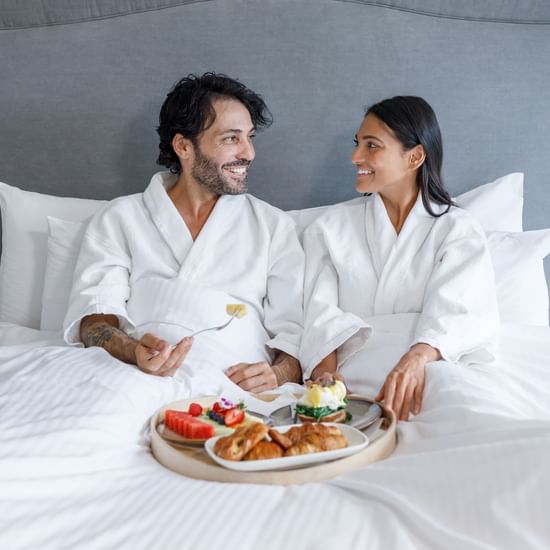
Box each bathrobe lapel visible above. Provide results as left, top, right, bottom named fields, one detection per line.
left=143, top=173, right=243, bottom=282
left=366, top=193, right=435, bottom=315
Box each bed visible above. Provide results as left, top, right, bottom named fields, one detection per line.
left=1, top=1, right=550, bottom=549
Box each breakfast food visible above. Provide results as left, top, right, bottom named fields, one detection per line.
left=284, top=431, right=347, bottom=457
left=267, top=428, right=293, bottom=450
left=295, top=380, right=348, bottom=423
left=214, top=422, right=269, bottom=461
left=214, top=422, right=348, bottom=462
left=243, top=441, right=284, bottom=460
left=163, top=398, right=257, bottom=440
left=206, top=398, right=247, bottom=427
left=225, top=303, right=248, bottom=318
left=164, top=410, right=215, bottom=439
left=284, top=423, right=343, bottom=444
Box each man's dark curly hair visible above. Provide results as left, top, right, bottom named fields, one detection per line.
left=156, top=72, right=273, bottom=173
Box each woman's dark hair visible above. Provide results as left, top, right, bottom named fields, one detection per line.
left=366, top=96, right=454, bottom=217
left=157, top=72, right=273, bottom=173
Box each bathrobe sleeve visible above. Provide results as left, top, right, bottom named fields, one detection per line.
left=413, top=215, right=500, bottom=363
left=63, top=204, right=135, bottom=345
left=263, top=218, right=305, bottom=360
left=300, top=220, right=371, bottom=380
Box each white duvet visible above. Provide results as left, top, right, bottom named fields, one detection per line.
left=1, top=320, right=549, bottom=550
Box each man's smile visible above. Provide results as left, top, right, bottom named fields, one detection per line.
left=223, top=164, right=250, bottom=179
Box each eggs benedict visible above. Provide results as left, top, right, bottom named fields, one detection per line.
left=296, top=380, right=347, bottom=423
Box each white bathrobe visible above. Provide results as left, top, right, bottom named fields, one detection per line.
left=300, top=192, right=500, bottom=393
left=63, top=172, right=304, bottom=379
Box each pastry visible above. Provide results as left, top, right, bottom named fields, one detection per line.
left=268, top=428, right=293, bottom=450
left=214, top=422, right=268, bottom=461
left=243, top=441, right=284, bottom=460
left=284, top=432, right=347, bottom=457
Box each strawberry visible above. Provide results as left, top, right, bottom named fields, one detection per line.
left=188, top=403, right=203, bottom=417
left=224, top=407, right=245, bottom=427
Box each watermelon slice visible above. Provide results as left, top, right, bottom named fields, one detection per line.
left=186, top=421, right=215, bottom=439
left=164, top=409, right=215, bottom=439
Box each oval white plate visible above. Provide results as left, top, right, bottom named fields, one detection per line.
left=204, top=423, right=369, bottom=472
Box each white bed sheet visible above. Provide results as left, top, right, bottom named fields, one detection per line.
left=0, top=321, right=549, bottom=550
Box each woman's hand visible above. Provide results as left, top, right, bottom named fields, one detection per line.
left=310, top=370, right=347, bottom=388
left=375, top=343, right=440, bottom=421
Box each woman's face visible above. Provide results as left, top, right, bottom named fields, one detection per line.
left=352, top=113, right=417, bottom=196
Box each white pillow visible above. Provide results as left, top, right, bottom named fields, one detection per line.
left=454, top=172, right=523, bottom=232
left=0, top=182, right=105, bottom=329
left=40, top=217, right=88, bottom=331
left=487, top=229, right=550, bottom=326
left=0, top=173, right=533, bottom=330
left=288, top=172, right=525, bottom=236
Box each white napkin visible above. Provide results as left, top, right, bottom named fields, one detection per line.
left=178, top=364, right=306, bottom=417
left=218, top=382, right=302, bottom=417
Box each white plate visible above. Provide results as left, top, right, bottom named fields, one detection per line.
left=156, top=396, right=260, bottom=446
left=204, top=423, right=369, bottom=472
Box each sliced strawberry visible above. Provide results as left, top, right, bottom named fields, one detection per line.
left=224, top=407, right=245, bottom=427
left=188, top=403, right=203, bottom=417
left=212, top=401, right=224, bottom=414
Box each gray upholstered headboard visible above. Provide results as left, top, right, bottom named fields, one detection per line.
left=1, top=0, right=549, bottom=281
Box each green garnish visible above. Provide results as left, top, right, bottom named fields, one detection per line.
left=296, top=404, right=346, bottom=420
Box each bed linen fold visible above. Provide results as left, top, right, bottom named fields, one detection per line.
left=1, top=321, right=549, bottom=549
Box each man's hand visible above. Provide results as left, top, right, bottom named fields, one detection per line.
left=80, top=314, right=192, bottom=377
left=135, top=333, right=193, bottom=377
left=375, top=343, right=440, bottom=421
left=225, top=362, right=278, bottom=393
left=225, top=352, right=302, bottom=393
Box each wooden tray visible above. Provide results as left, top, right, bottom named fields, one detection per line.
left=150, top=395, right=397, bottom=485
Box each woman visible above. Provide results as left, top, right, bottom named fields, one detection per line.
left=300, top=96, right=499, bottom=421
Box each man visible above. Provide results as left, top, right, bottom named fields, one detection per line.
left=63, top=73, right=303, bottom=392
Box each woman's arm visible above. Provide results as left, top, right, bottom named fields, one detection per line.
left=310, top=351, right=337, bottom=381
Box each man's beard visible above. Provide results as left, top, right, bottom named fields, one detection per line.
left=191, top=145, right=250, bottom=195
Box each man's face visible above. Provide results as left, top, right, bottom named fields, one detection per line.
left=191, top=98, right=256, bottom=195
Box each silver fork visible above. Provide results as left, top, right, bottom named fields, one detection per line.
left=171, top=314, right=237, bottom=349
left=189, top=314, right=237, bottom=337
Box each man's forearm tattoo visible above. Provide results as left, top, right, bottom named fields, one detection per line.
left=83, top=323, right=123, bottom=348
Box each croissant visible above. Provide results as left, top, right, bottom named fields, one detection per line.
left=268, top=428, right=293, bottom=450
left=284, top=423, right=343, bottom=444
left=214, top=422, right=269, bottom=461
left=284, top=432, right=347, bottom=457
left=243, top=441, right=284, bottom=460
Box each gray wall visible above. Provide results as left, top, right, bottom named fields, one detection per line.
left=1, top=0, right=549, bottom=281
